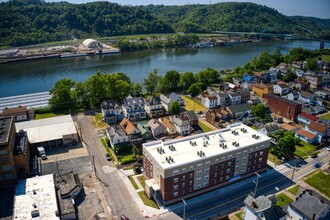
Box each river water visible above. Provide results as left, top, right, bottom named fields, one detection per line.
left=0, top=40, right=329, bottom=98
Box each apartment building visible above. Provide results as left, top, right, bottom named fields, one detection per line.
left=143, top=123, right=270, bottom=205
left=0, top=116, right=17, bottom=186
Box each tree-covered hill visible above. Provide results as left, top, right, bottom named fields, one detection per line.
left=0, top=0, right=174, bottom=46
left=141, top=2, right=328, bottom=38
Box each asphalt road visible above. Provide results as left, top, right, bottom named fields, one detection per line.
left=168, top=150, right=330, bottom=220
left=75, top=114, right=145, bottom=220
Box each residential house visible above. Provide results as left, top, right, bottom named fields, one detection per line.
left=243, top=194, right=286, bottom=220
left=305, top=75, right=322, bottom=89
left=238, top=88, right=250, bottom=103
left=171, top=115, right=191, bottom=136
left=299, top=91, right=317, bottom=105
left=200, top=95, right=218, bottom=109
left=182, top=110, right=199, bottom=126
left=122, top=96, right=146, bottom=121
left=169, top=92, right=184, bottom=106
left=265, top=67, right=281, bottom=82
left=219, top=92, right=230, bottom=106
left=137, top=121, right=153, bottom=141
left=306, top=121, right=327, bottom=144
left=229, top=83, right=238, bottom=92
left=294, top=79, right=308, bottom=91
left=219, top=82, right=230, bottom=91
left=232, top=77, right=243, bottom=86
left=273, top=84, right=290, bottom=96
left=206, top=108, right=231, bottom=127
left=297, top=112, right=319, bottom=125
left=280, top=123, right=298, bottom=132
left=2, top=106, right=34, bottom=122
left=288, top=82, right=302, bottom=91
left=227, top=103, right=251, bottom=118
left=101, top=100, right=123, bottom=124
left=295, top=129, right=316, bottom=144
left=286, top=91, right=300, bottom=101
left=278, top=62, right=289, bottom=70
left=160, top=94, right=172, bottom=112
left=159, top=116, right=176, bottom=135
left=258, top=124, right=280, bottom=136
left=252, top=71, right=265, bottom=80
left=252, top=84, right=272, bottom=97
left=106, top=125, right=129, bottom=148
left=287, top=190, right=330, bottom=220
left=229, top=91, right=241, bottom=105
left=263, top=93, right=302, bottom=121
left=241, top=82, right=253, bottom=91
left=145, top=96, right=164, bottom=118
left=148, top=119, right=167, bottom=138
left=291, top=61, right=303, bottom=69
left=120, top=118, right=142, bottom=145
left=243, top=73, right=257, bottom=83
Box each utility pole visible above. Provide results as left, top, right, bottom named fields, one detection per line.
left=291, top=159, right=297, bottom=183
left=182, top=198, right=187, bottom=220
left=253, top=172, right=261, bottom=198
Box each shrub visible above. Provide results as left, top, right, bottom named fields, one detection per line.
left=120, top=154, right=136, bottom=165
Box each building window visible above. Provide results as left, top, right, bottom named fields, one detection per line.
left=196, top=184, right=201, bottom=189
left=182, top=168, right=186, bottom=173
left=242, top=157, right=247, bottom=161
left=190, top=173, right=193, bottom=178
left=213, top=180, right=217, bottom=184
left=235, top=165, right=239, bottom=170
left=226, top=168, right=231, bottom=174
left=189, top=187, right=192, bottom=192
left=182, top=175, right=186, bottom=181
left=2, top=165, right=12, bottom=172
left=203, top=182, right=209, bottom=187
left=241, top=164, right=246, bottom=167
left=243, top=150, right=247, bottom=154
left=234, top=172, right=239, bottom=176
left=236, top=152, right=241, bottom=157
left=227, top=161, right=231, bottom=166
left=226, top=175, right=230, bottom=180
left=204, top=175, right=209, bottom=181
left=259, top=158, right=263, bottom=162
left=240, top=170, right=245, bottom=174
left=190, top=166, right=193, bottom=171
left=182, top=190, right=185, bottom=194
left=173, top=170, right=179, bottom=175
left=215, top=159, right=219, bottom=163
left=197, top=171, right=202, bottom=176
left=205, top=161, right=210, bottom=167
left=182, top=183, right=185, bottom=187
left=197, top=163, right=202, bottom=169
left=214, top=173, right=217, bottom=177
left=204, top=168, right=210, bottom=174
left=174, top=178, right=179, bottom=183
left=222, top=157, right=225, bottom=161
left=260, top=151, right=264, bottom=156
left=189, top=180, right=192, bottom=185
left=196, top=177, right=202, bottom=183
left=0, top=149, right=8, bottom=155
left=173, top=185, right=178, bottom=190
left=236, top=159, right=240, bottom=163
left=228, top=154, right=233, bottom=159
left=173, top=192, right=178, bottom=197
left=4, top=173, right=14, bottom=180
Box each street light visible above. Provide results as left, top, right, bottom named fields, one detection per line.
left=182, top=198, right=187, bottom=220
left=253, top=172, right=261, bottom=198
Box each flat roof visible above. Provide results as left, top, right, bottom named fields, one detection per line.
left=15, top=115, right=76, bottom=144
left=143, top=123, right=270, bottom=170
left=13, top=174, right=59, bottom=220
left=0, top=116, right=14, bottom=145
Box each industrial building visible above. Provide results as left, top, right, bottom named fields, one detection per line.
left=15, top=115, right=78, bottom=148
left=143, top=123, right=270, bottom=205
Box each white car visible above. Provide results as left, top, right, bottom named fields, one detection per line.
left=327, top=147, right=330, bottom=151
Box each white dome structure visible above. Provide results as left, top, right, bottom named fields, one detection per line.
left=82, top=39, right=103, bottom=49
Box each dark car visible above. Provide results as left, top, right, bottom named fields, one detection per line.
left=311, top=153, right=318, bottom=158
left=105, top=153, right=111, bottom=161
left=314, top=162, right=321, bottom=168
left=121, top=214, right=129, bottom=220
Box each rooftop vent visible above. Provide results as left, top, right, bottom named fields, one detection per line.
left=33, top=189, right=37, bottom=195
left=31, top=210, right=40, bottom=218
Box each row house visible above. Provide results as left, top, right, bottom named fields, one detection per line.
left=305, top=75, right=322, bottom=90
left=252, top=83, right=273, bottom=97
left=295, top=129, right=316, bottom=144
left=263, top=93, right=302, bottom=121
left=297, top=112, right=319, bottom=125
left=101, top=100, right=123, bottom=124
left=286, top=91, right=300, bottom=101
left=199, top=95, right=218, bottom=109
left=306, top=121, right=328, bottom=144
left=148, top=119, right=167, bottom=138
left=159, top=116, right=176, bottom=135
left=258, top=124, right=280, bottom=136
left=238, top=88, right=250, bottom=103
left=228, top=91, right=241, bottom=105
left=181, top=111, right=199, bottom=126
left=299, top=91, right=317, bottom=105
left=136, top=121, right=153, bottom=141
left=169, top=93, right=185, bottom=106
left=160, top=94, right=172, bottom=112
left=241, top=81, right=253, bottom=91
left=171, top=115, right=191, bottom=136
left=227, top=103, right=251, bottom=119
left=145, top=96, right=164, bottom=118
left=120, top=118, right=143, bottom=146
left=273, top=84, right=290, bottom=96
left=219, top=93, right=230, bottom=106
left=205, top=108, right=231, bottom=127
left=294, top=79, right=308, bottom=91
left=291, top=61, right=304, bottom=69
left=122, top=96, right=146, bottom=121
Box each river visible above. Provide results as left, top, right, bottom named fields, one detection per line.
left=0, top=40, right=329, bottom=98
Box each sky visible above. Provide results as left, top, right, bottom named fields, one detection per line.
left=42, top=0, right=330, bottom=19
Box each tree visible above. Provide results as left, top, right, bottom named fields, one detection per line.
left=272, top=48, right=282, bottom=65
left=256, top=51, right=275, bottom=70
left=252, top=103, right=266, bottom=119
left=179, top=72, right=196, bottom=91
left=144, top=69, right=162, bottom=95
left=169, top=101, right=181, bottom=115
left=273, top=132, right=296, bottom=160
left=85, top=72, right=106, bottom=107
left=158, top=70, right=181, bottom=93
left=282, top=71, right=297, bottom=82
left=187, top=83, right=202, bottom=97
left=49, top=78, right=76, bottom=111
left=131, top=83, right=143, bottom=97
left=195, top=68, right=219, bottom=84
left=306, top=58, right=318, bottom=71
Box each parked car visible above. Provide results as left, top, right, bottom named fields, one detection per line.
left=105, top=153, right=111, bottom=161
left=314, top=162, right=321, bottom=168
left=37, top=147, right=47, bottom=160
left=326, top=147, right=330, bottom=151
left=311, top=153, right=318, bottom=158
left=121, top=214, right=129, bottom=220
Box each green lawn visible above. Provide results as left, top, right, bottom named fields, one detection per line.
left=181, top=96, right=207, bottom=112
left=35, top=112, right=63, bottom=120
left=137, top=191, right=159, bottom=209
left=305, top=171, right=330, bottom=198
left=268, top=152, right=283, bottom=165
left=321, top=55, right=330, bottom=62
left=137, top=175, right=145, bottom=189
left=294, top=142, right=317, bottom=159
left=235, top=211, right=243, bottom=220
left=276, top=193, right=293, bottom=207
left=128, top=175, right=139, bottom=190
left=320, top=112, right=330, bottom=120
left=123, top=165, right=135, bottom=170
left=288, top=185, right=299, bottom=196
left=198, top=121, right=214, bottom=132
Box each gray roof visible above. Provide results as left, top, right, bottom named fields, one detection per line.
left=238, top=88, right=250, bottom=96
left=264, top=124, right=280, bottom=133
left=160, top=94, right=171, bottom=104
left=107, top=125, right=127, bottom=139
left=244, top=194, right=272, bottom=212
left=101, top=100, right=120, bottom=109
left=148, top=119, right=165, bottom=130
left=146, top=96, right=161, bottom=106
left=185, top=110, right=198, bottom=121
left=123, top=96, right=145, bottom=108
left=169, top=92, right=182, bottom=102
left=171, top=116, right=190, bottom=127
left=219, top=93, right=229, bottom=98
left=227, top=103, right=251, bottom=114
left=290, top=190, right=330, bottom=220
